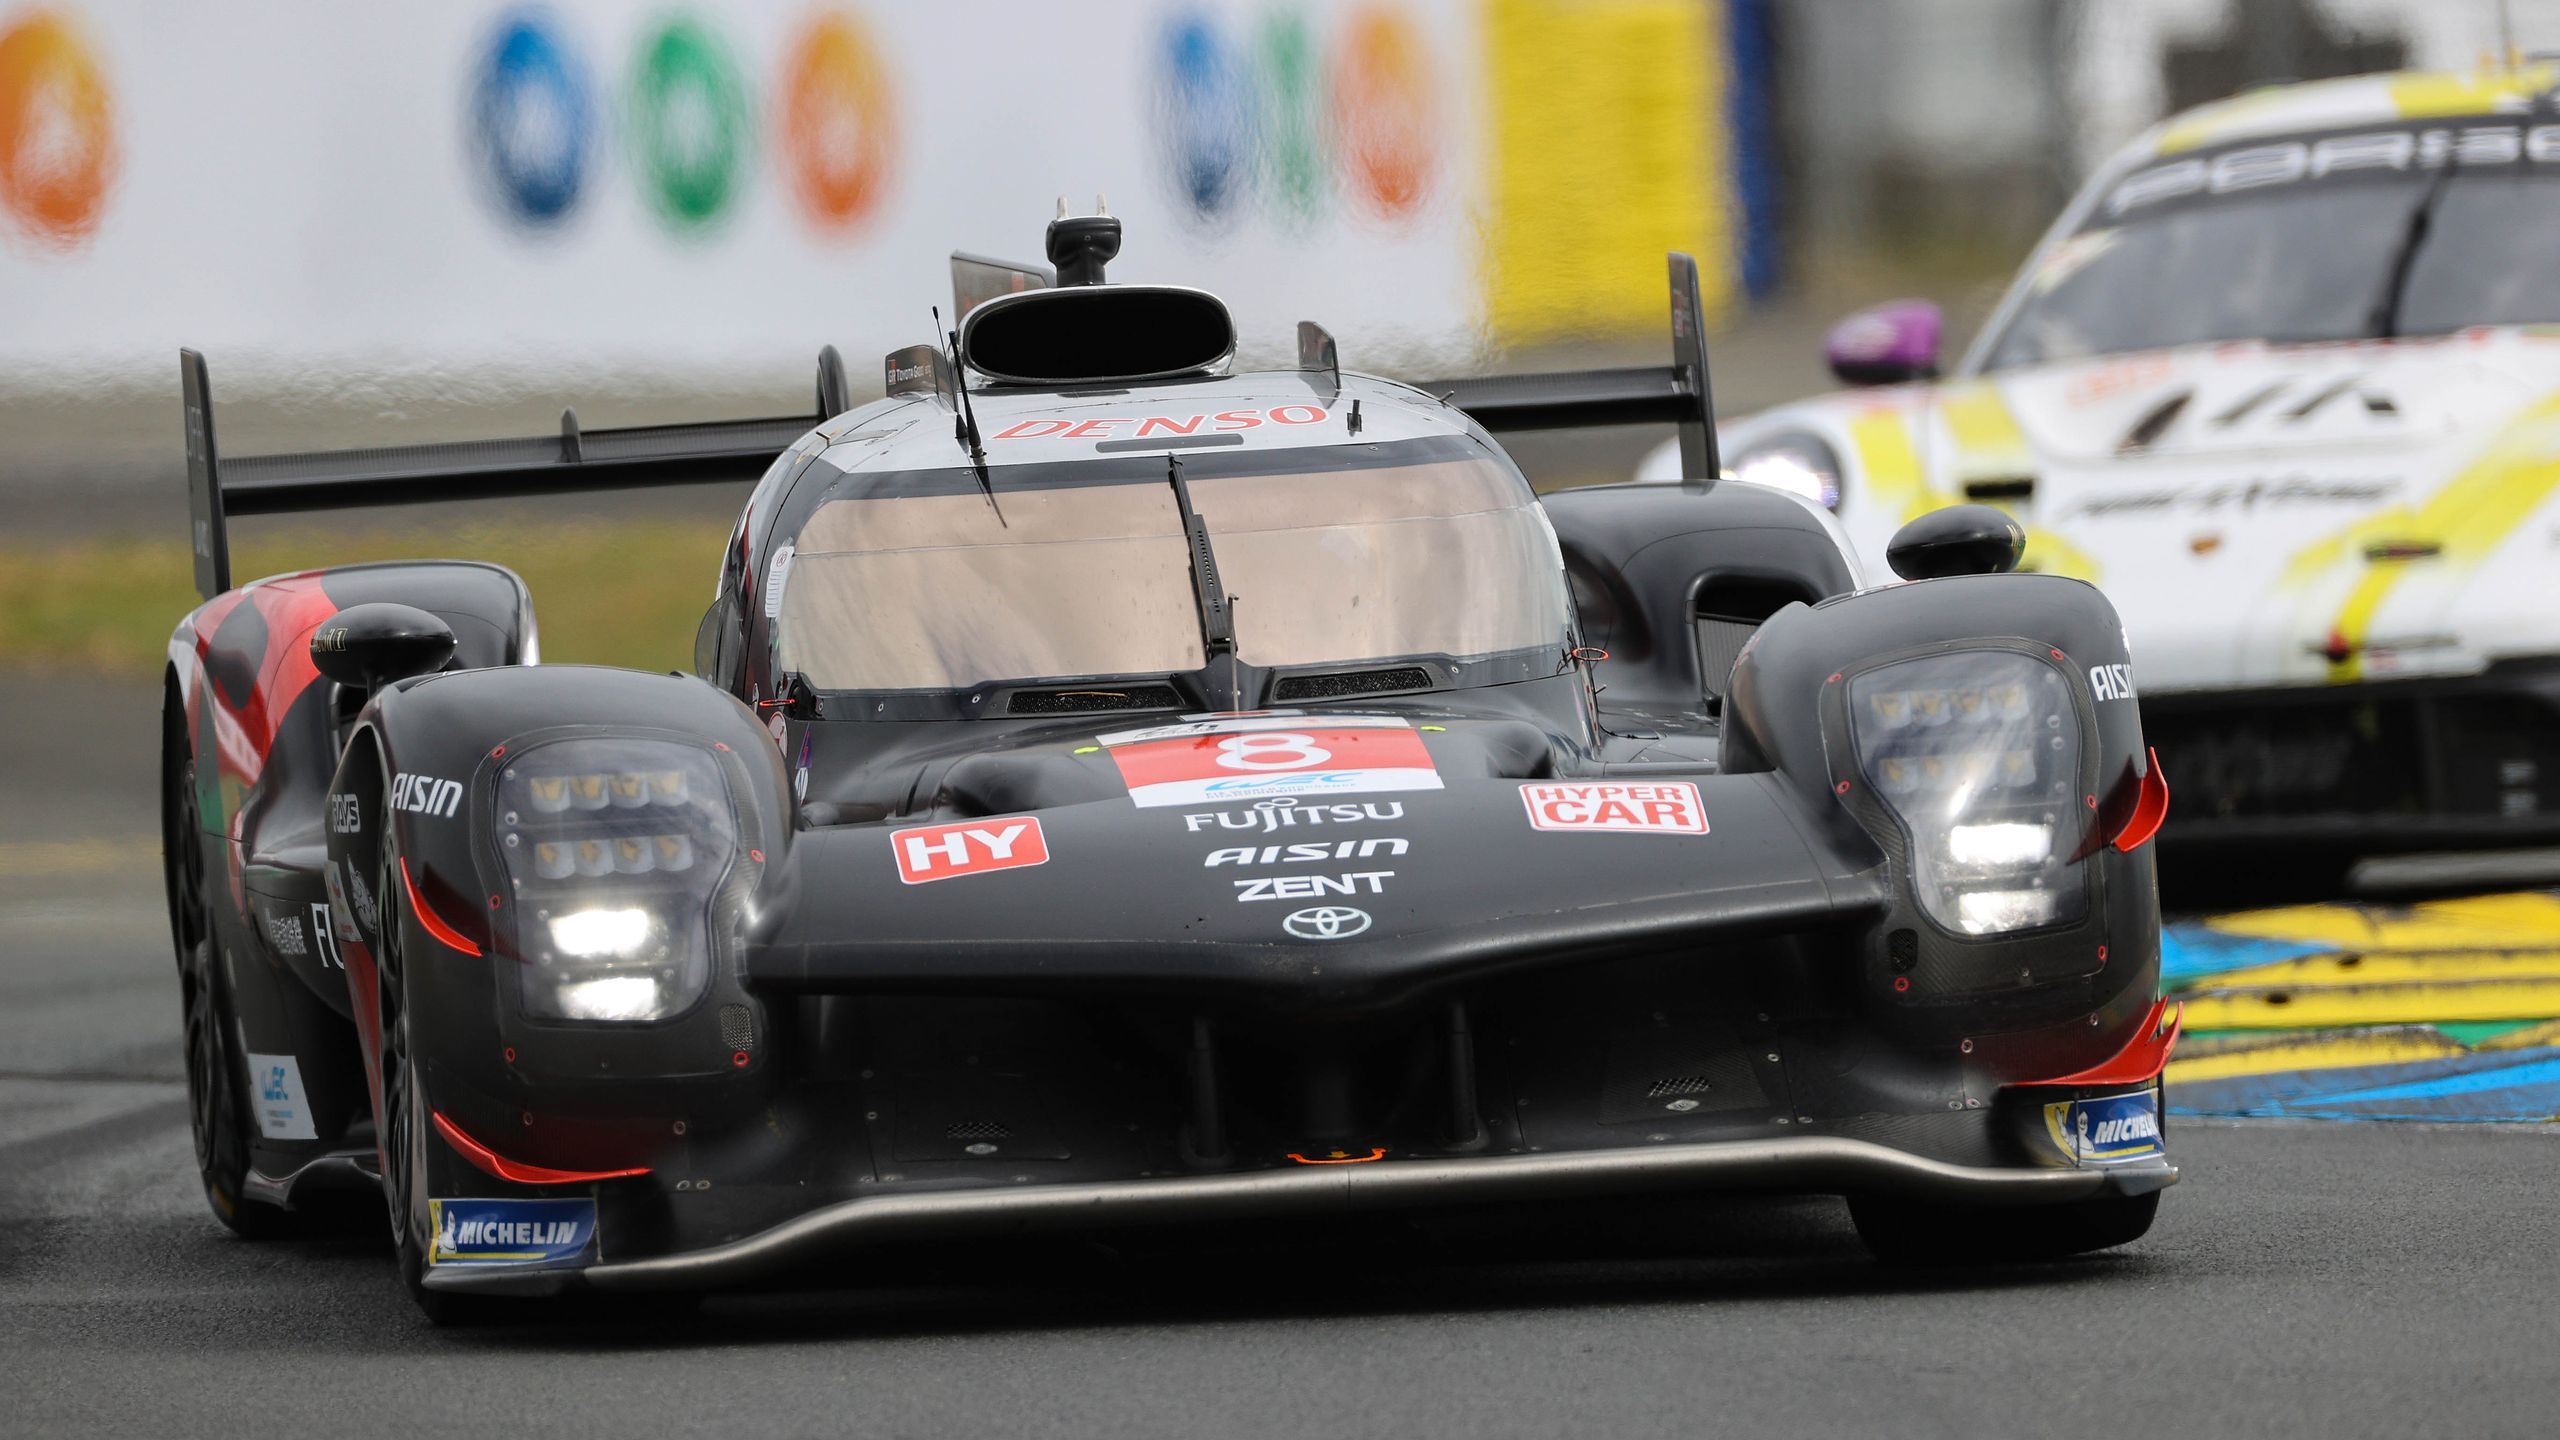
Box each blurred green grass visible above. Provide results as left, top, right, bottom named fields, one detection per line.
left=0, top=518, right=728, bottom=678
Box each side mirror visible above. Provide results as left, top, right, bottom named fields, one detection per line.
left=1825, top=300, right=1941, bottom=386
left=310, top=603, right=456, bottom=691
left=1887, top=505, right=2024, bottom=581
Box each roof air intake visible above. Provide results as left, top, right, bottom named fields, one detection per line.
left=956, top=204, right=1238, bottom=386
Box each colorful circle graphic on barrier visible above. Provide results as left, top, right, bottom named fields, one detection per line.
left=1153, top=5, right=1438, bottom=230
left=1328, top=5, right=1436, bottom=219
left=467, top=10, right=593, bottom=227
left=1156, top=14, right=1250, bottom=221
left=1253, top=10, right=1322, bottom=223
left=776, top=12, right=895, bottom=234
left=627, top=15, right=750, bottom=230
left=0, top=9, right=115, bottom=247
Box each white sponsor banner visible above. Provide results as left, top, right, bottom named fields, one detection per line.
left=0, top=1, right=1488, bottom=395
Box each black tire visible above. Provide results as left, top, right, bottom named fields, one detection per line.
left=1849, top=1189, right=2160, bottom=1265
left=374, top=836, right=504, bottom=1326
left=170, top=755, right=298, bottom=1239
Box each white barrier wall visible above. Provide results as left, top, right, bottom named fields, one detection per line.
left=0, top=1, right=1499, bottom=395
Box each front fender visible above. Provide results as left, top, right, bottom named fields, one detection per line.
left=326, top=665, right=793, bottom=1179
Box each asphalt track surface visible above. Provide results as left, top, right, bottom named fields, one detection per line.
left=8, top=675, right=2559, bottom=1439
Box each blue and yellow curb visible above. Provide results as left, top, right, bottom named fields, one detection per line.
left=2162, top=891, right=2560, bottom=1123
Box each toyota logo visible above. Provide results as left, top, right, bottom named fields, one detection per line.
left=1283, top=906, right=1371, bottom=940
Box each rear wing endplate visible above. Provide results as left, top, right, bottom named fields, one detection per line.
left=179, top=347, right=849, bottom=600
left=1418, top=252, right=1719, bottom=478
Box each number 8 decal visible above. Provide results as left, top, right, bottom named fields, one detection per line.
left=1214, top=733, right=1333, bottom=770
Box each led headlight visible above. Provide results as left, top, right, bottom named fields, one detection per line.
left=1729, top=433, right=1845, bottom=511
left=493, top=738, right=738, bottom=1023
left=1848, top=651, right=2085, bottom=936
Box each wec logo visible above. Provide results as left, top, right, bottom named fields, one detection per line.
left=392, top=773, right=463, bottom=819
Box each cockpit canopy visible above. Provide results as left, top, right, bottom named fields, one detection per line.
left=774, top=436, right=1571, bottom=701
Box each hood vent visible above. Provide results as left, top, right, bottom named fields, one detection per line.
left=1006, top=685, right=1182, bottom=715
left=1272, top=666, right=1434, bottom=702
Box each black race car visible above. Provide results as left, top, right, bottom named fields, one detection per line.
left=163, top=213, right=2179, bottom=1320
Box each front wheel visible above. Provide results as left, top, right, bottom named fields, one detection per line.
left=1849, top=1190, right=2160, bottom=1265
left=375, top=846, right=499, bottom=1325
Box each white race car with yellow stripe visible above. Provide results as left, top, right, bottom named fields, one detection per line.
left=1643, top=65, right=2560, bottom=879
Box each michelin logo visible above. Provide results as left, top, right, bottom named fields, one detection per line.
left=2043, top=1089, right=2164, bottom=1165
left=428, top=1197, right=597, bottom=1267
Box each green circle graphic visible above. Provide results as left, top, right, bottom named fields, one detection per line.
left=627, top=16, right=750, bottom=230
left=1255, top=12, right=1322, bottom=224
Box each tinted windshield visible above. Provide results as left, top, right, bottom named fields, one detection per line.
left=1983, top=122, right=2560, bottom=371
left=775, top=441, right=1569, bottom=693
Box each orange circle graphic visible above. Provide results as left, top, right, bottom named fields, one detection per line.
left=1328, top=5, right=1435, bottom=220
left=776, top=12, right=895, bottom=233
left=0, top=9, right=114, bottom=246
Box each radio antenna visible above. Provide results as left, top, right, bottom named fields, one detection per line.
left=933, top=305, right=1001, bottom=525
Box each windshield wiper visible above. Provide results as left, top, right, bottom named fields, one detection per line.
left=1165, top=453, right=1241, bottom=707
left=2367, top=161, right=2459, bottom=340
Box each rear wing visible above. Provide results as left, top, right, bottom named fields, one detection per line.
left=179, top=347, right=855, bottom=600
left=180, top=251, right=1722, bottom=600
left=1416, top=251, right=1720, bottom=478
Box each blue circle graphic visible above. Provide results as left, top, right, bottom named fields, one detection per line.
left=1155, top=15, right=1249, bottom=220
left=470, top=12, right=593, bottom=226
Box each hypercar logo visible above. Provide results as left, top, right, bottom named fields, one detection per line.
left=891, top=816, right=1050, bottom=884
left=1282, top=906, right=1371, bottom=940
left=1520, top=781, right=1708, bottom=834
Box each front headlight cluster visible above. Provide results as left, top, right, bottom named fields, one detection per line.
left=1848, top=651, right=2085, bottom=936
left=493, top=738, right=737, bottom=1023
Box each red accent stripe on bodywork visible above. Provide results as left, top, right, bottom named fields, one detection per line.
left=2113, top=748, right=2170, bottom=852
left=400, top=857, right=482, bottom=957
left=431, top=1110, right=652, bottom=1185
left=2017, top=998, right=2183, bottom=1088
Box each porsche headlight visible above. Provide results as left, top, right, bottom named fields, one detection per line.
left=1730, top=432, right=1844, bottom=510
left=1848, top=651, right=2085, bottom=936
left=493, top=738, right=737, bottom=1023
